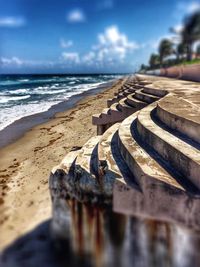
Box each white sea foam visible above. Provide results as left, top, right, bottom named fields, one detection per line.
left=0, top=101, right=59, bottom=131
left=33, top=89, right=66, bottom=95
left=0, top=75, right=121, bottom=131
left=9, top=88, right=29, bottom=94
left=0, top=95, right=30, bottom=104
left=18, top=79, right=30, bottom=82
left=68, top=81, right=76, bottom=85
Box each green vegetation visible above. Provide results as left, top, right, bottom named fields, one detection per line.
left=158, top=39, right=174, bottom=66
left=140, top=11, right=200, bottom=71
left=177, top=58, right=200, bottom=65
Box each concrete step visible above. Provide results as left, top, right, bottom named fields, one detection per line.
left=51, top=150, right=80, bottom=176
left=123, top=89, right=132, bottom=96
left=123, top=84, right=135, bottom=90
left=127, top=87, right=137, bottom=93
left=92, top=113, right=101, bottom=124
left=109, top=102, right=120, bottom=112
left=134, top=89, right=160, bottom=103
left=92, top=104, right=124, bottom=128
left=49, top=136, right=102, bottom=202
left=107, top=93, right=124, bottom=107
left=118, top=98, right=137, bottom=118
left=101, top=107, right=111, bottom=116
left=70, top=135, right=117, bottom=201
left=137, top=104, right=200, bottom=190
left=117, top=92, right=124, bottom=98
left=133, top=84, right=144, bottom=90
left=107, top=98, right=116, bottom=107
left=118, top=112, right=188, bottom=193
left=138, top=80, right=152, bottom=86
left=118, top=97, right=134, bottom=110
left=143, top=86, right=167, bottom=97
left=93, top=123, right=140, bottom=195
left=75, top=136, right=101, bottom=176
left=156, top=95, right=200, bottom=144
left=119, top=91, right=129, bottom=97
left=126, top=93, right=147, bottom=108
left=98, top=123, right=123, bottom=179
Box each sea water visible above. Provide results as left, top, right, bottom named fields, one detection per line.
left=0, top=74, right=122, bottom=131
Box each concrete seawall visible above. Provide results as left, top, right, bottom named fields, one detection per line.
left=146, top=64, right=200, bottom=82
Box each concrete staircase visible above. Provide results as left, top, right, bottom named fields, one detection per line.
left=92, top=77, right=163, bottom=135
left=50, top=74, right=200, bottom=229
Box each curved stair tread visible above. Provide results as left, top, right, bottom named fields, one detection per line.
left=92, top=113, right=101, bottom=123
left=98, top=123, right=122, bottom=178
left=118, top=92, right=124, bottom=98
left=124, top=89, right=131, bottom=95
left=119, top=97, right=134, bottom=109
left=127, top=88, right=137, bottom=93
left=138, top=104, right=200, bottom=162
left=118, top=113, right=185, bottom=191
left=135, top=89, right=160, bottom=101
left=109, top=102, right=119, bottom=112
left=127, top=93, right=147, bottom=107
left=157, top=95, right=200, bottom=144
left=93, top=108, right=110, bottom=122
left=134, top=84, right=144, bottom=90
left=157, top=95, right=200, bottom=125
left=101, top=107, right=110, bottom=115
left=143, top=86, right=167, bottom=97
left=138, top=80, right=152, bottom=86
left=137, top=104, right=200, bottom=189
left=98, top=123, right=140, bottom=189
left=141, top=89, right=160, bottom=99
left=51, top=150, right=80, bottom=175
left=76, top=136, right=102, bottom=176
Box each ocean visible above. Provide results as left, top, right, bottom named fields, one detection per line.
left=0, top=74, right=122, bottom=131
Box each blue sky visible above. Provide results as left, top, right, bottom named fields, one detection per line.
left=0, top=0, right=199, bottom=74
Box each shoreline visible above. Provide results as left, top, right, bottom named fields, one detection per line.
left=0, top=77, right=124, bottom=250
left=0, top=80, right=115, bottom=149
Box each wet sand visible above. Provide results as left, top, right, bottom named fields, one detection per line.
left=0, top=79, right=124, bottom=250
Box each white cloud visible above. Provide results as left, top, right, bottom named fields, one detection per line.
left=67, top=9, right=86, bottom=23
left=149, top=36, right=171, bottom=49
left=1, top=57, right=23, bottom=66
left=93, top=25, right=139, bottom=63
left=97, top=26, right=138, bottom=49
left=58, top=25, right=138, bottom=70
left=173, top=23, right=184, bottom=34
left=0, top=57, right=55, bottom=69
left=61, top=52, right=80, bottom=63
left=60, top=38, right=73, bottom=48
left=175, top=1, right=200, bottom=17
left=82, top=51, right=95, bottom=65
left=0, top=17, right=25, bottom=27
left=185, top=2, right=200, bottom=13
left=142, top=33, right=181, bottom=51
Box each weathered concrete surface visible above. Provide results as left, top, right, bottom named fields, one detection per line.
left=147, top=63, right=200, bottom=82
left=156, top=95, right=200, bottom=144
left=50, top=74, right=200, bottom=230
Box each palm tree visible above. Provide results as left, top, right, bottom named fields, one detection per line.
left=149, top=53, right=160, bottom=69
left=181, top=11, right=200, bottom=61
left=158, top=39, right=173, bottom=66
left=176, top=43, right=187, bottom=61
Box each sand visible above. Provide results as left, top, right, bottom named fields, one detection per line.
left=0, top=79, right=123, bottom=250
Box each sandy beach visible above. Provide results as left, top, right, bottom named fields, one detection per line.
left=0, top=79, right=123, bottom=250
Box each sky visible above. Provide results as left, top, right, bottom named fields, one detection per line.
left=0, top=0, right=199, bottom=74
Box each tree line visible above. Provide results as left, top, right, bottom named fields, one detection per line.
left=141, top=10, right=200, bottom=71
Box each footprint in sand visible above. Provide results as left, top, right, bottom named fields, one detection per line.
left=0, top=197, right=4, bottom=205
left=0, top=169, right=7, bottom=173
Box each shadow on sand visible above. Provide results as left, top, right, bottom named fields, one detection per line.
left=0, top=220, right=86, bottom=267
